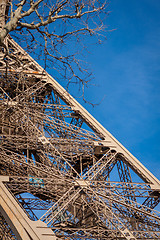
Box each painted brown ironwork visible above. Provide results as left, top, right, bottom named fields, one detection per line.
left=0, top=36, right=160, bottom=239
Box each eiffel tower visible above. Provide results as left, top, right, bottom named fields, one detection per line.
left=0, top=34, right=160, bottom=239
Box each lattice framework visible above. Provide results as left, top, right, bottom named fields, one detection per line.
left=0, top=36, right=160, bottom=239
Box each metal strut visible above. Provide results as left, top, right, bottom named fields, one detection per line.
left=0, top=36, right=160, bottom=239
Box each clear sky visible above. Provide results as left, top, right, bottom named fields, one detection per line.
left=77, top=0, right=160, bottom=179
left=15, top=0, right=160, bottom=181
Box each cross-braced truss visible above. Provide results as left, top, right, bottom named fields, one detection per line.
left=0, top=36, right=160, bottom=239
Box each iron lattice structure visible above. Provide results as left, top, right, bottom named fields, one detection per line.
left=0, top=36, right=160, bottom=240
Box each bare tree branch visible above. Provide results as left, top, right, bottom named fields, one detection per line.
left=0, top=0, right=110, bottom=102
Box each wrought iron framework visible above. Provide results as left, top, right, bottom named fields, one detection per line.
left=0, top=36, right=160, bottom=239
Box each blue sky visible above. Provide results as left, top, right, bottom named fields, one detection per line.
left=78, top=0, right=160, bottom=179
left=15, top=0, right=160, bottom=180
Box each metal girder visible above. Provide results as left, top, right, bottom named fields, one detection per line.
left=4, top=35, right=160, bottom=189
left=0, top=35, right=160, bottom=239
left=0, top=177, right=57, bottom=240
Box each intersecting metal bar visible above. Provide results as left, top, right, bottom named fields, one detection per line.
left=0, top=176, right=57, bottom=240
left=6, top=36, right=160, bottom=189
left=0, top=35, right=160, bottom=239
